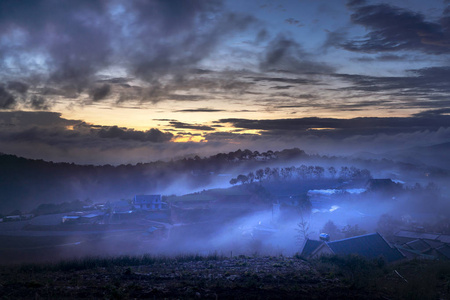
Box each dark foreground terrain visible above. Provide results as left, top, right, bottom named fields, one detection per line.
left=0, top=254, right=449, bottom=299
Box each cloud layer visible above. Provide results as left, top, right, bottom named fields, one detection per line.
left=0, top=1, right=450, bottom=164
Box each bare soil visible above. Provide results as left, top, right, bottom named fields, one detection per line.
left=1, top=255, right=448, bottom=299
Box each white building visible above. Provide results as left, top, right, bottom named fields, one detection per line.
left=133, top=194, right=164, bottom=211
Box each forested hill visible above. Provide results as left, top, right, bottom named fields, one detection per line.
left=0, top=148, right=308, bottom=214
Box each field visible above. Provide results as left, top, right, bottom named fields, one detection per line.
left=1, top=254, right=449, bottom=299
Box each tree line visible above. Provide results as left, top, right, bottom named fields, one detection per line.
left=230, top=165, right=372, bottom=185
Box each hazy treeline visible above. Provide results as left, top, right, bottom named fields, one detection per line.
left=0, top=148, right=307, bottom=214
left=1, top=145, right=448, bottom=215
left=230, top=165, right=372, bottom=185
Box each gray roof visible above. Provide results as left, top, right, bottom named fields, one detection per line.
left=395, top=230, right=440, bottom=241
left=437, top=235, right=450, bottom=244
left=301, top=239, right=324, bottom=257
left=327, top=233, right=404, bottom=262
left=423, top=239, right=445, bottom=248
left=406, top=239, right=432, bottom=252
left=436, top=245, right=450, bottom=259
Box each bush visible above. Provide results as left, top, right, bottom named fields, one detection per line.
left=313, top=254, right=386, bottom=289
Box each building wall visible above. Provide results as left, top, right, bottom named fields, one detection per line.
left=311, top=244, right=334, bottom=258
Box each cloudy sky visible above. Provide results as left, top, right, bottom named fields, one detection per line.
left=1, top=0, right=450, bottom=164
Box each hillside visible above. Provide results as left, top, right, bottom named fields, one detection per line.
left=1, top=145, right=449, bottom=215
left=0, top=149, right=307, bottom=214
left=0, top=254, right=448, bottom=299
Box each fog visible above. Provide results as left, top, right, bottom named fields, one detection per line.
left=0, top=146, right=449, bottom=265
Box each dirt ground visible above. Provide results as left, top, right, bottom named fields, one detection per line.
left=1, top=255, right=448, bottom=299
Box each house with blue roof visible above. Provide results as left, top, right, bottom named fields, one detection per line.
left=301, top=232, right=404, bottom=263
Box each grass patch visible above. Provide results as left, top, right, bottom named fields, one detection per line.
left=311, top=254, right=387, bottom=289
left=15, top=252, right=227, bottom=273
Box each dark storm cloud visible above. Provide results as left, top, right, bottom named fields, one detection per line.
left=269, top=85, right=294, bottom=90
left=153, top=119, right=177, bottom=122
left=6, top=126, right=80, bottom=144
left=0, top=86, right=17, bottom=109
left=355, top=54, right=407, bottom=62
left=346, top=0, right=366, bottom=8
left=275, top=104, right=311, bottom=109
left=285, top=18, right=303, bottom=27
left=175, top=108, right=225, bottom=112
left=334, top=66, right=450, bottom=109
left=0, top=0, right=112, bottom=89
left=249, top=76, right=316, bottom=85
left=298, top=94, right=316, bottom=99
left=260, top=35, right=335, bottom=74
left=0, top=0, right=260, bottom=103
left=0, top=111, right=173, bottom=144
left=218, top=115, right=450, bottom=138
left=89, top=84, right=111, bottom=102
left=342, top=2, right=450, bottom=54
left=204, top=131, right=262, bottom=141
left=413, top=108, right=450, bottom=117
left=169, top=121, right=215, bottom=131
left=28, top=95, right=50, bottom=110
left=98, top=77, right=132, bottom=85
left=0, top=111, right=79, bottom=128
left=124, top=3, right=258, bottom=82
left=140, top=76, right=253, bottom=103
left=113, top=73, right=253, bottom=104
left=167, top=94, right=206, bottom=101
left=7, top=81, right=28, bottom=94
left=97, top=126, right=173, bottom=143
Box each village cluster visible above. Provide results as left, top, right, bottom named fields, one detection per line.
left=0, top=176, right=448, bottom=264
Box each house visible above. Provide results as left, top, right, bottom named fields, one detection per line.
left=366, top=179, right=402, bottom=193
left=393, top=230, right=450, bottom=244
left=62, top=215, right=81, bottom=224
left=301, top=232, right=404, bottom=263
left=79, top=212, right=104, bottom=224
left=301, top=239, right=324, bottom=258
left=3, top=215, right=21, bottom=222
left=392, top=230, right=450, bottom=260
left=133, top=194, right=165, bottom=211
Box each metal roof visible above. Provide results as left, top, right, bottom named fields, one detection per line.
left=82, top=213, right=102, bottom=218
left=327, top=233, right=404, bottom=262
left=437, top=235, right=450, bottom=244
left=436, top=245, right=450, bottom=259
left=395, top=230, right=440, bottom=241
left=301, top=239, right=324, bottom=257
left=406, top=239, right=432, bottom=252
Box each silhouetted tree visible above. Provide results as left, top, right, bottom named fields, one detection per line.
left=377, top=214, right=403, bottom=237
left=328, top=166, right=337, bottom=178
left=341, top=224, right=366, bottom=238
left=247, top=172, right=255, bottom=183
left=264, top=167, right=271, bottom=177
left=255, top=169, right=264, bottom=182
left=314, top=166, right=325, bottom=178
left=297, top=212, right=312, bottom=242
left=237, top=174, right=249, bottom=184
left=339, top=166, right=351, bottom=179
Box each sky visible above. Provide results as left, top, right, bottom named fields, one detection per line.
left=1, top=0, right=450, bottom=164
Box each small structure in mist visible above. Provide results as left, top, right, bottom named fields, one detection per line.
left=61, top=215, right=80, bottom=224
left=319, top=233, right=330, bottom=241
left=393, top=230, right=450, bottom=260
left=133, top=194, right=165, bottom=211
left=79, top=212, right=103, bottom=224
left=301, top=232, right=404, bottom=263
left=366, top=179, right=402, bottom=193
